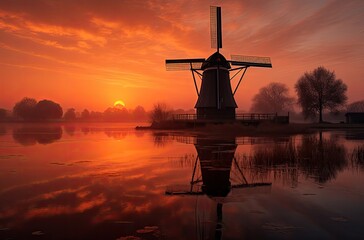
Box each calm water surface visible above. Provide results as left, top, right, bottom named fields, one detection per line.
left=0, top=123, right=364, bottom=240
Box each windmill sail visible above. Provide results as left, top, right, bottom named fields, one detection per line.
left=210, top=6, right=222, bottom=50
left=230, top=55, right=272, bottom=68
left=165, top=58, right=205, bottom=71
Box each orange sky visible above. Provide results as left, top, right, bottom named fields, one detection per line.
left=0, top=0, right=363, bottom=112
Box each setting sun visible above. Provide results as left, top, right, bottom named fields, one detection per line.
left=114, top=100, right=126, bottom=108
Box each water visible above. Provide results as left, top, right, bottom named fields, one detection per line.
left=1, top=123, right=364, bottom=239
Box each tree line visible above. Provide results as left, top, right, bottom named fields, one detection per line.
left=0, top=98, right=150, bottom=122
left=0, top=98, right=195, bottom=122
left=250, top=66, right=363, bottom=123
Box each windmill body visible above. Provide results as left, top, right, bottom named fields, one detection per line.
left=196, top=52, right=237, bottom=119
left=166, top=6, right=272, bottom=120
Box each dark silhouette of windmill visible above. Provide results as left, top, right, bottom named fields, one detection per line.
left=166, top=6, right=272, bottom=120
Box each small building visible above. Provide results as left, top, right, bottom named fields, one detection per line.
left=345, top=112, right=364, bottom=124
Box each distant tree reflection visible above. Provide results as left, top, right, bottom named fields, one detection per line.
left=81, top=127, right=90, bottom=135
left=64, top=125, right=76, bottom=136
left=350, top=145, right=364, bottom=170
left=104, top=129, right=127, bottom=140
left=243, top=134, right=348, bottom=185
left=241, top=140, right=299, bottom=187
left=0, top=126, right=6, bottom=136
left=12, top=126, right=63, bottom=145
left=297, top=135, right=347, bottom=183
left=153, top=132, right=172, bottom=147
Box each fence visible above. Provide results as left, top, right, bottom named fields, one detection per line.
left=172, top=113, right=280, bottom=121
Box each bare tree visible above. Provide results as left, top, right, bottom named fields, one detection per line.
left=149, top=103, right=172, bottom=123
left=250, top=82, right=295, bottom=114
left=347, top=100, right=364, bottom=112
left=295, top=66, right=347, bottom=123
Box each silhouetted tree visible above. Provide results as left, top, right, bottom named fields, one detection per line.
left=0, top=126, right=6, bottom=136
left=64, top=108, right=77, bottom=121
left=0, top=108, right=7, bottom=120
left=90, top=111, right=103, bottom=121
left=295, top=66, right=347, bottom=123
left=347, top=100, right=364, bottom=112
left=149, top=103, right=172, bottom=123
left=13, top=97, right=37, bottom=120
left=103, top=107, right=129, bottom=121
left=250, top=82, right=295, bottom=114
left=35, top=100, right=63, bottom=120
left=81, top=109, right=90, bottom=120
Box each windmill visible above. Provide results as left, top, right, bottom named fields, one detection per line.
left=166, top=6, right=272, bottom=120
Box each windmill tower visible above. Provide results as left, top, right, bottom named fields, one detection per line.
left=166, top=6, right=272, bottom=120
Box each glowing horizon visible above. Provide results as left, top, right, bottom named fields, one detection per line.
left=1, top=0, right=363, bottom=112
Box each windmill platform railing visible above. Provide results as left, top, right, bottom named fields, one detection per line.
left=172, top=113, right=289, bottom=124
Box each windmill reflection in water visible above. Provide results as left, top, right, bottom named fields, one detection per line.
left=165, top=136, right=271, bottom=240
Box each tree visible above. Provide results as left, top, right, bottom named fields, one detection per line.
left=347, top=100, right=364, bottom=112
left=250, top=82, right=295, bottom=114
left=64, top=108, right=77, bottom=120
left=13, top=97, right=37, bottom=120
left=0, top=108, right=7, bottom=120
left=295, top=66, right=347, bottom=123
left=35, top=100, right=63, bottom=120
left=149, top=102, right=172, bottom=123
left=90, top=111, right=103, bottom=121
left=103, top=107, right=129, bottom=121
left=81, top=109, right=90, bottom=119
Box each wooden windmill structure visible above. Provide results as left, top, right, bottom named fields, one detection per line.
left=166, top=6, right=272, bottom=120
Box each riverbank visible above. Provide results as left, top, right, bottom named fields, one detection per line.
left=136, top=121, right=364, bottom=137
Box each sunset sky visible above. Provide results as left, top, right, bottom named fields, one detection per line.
left=0, top=0, right=363, bottom=112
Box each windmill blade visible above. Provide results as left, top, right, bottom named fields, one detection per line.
left=210, top=6, right=222, bottom=50
left=165, top=58, right=205, bottom=71
left=229, top=55, right=272, bottom=68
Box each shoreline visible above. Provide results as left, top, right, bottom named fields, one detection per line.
left=135, top=122, right=364, bottom=138
left=2, top=121, right=364, bottom=137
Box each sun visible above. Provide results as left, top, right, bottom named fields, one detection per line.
left=114, top=100, right=125, bottom=108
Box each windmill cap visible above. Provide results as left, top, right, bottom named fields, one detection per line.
left=201, top=52, right=231, bottom=70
